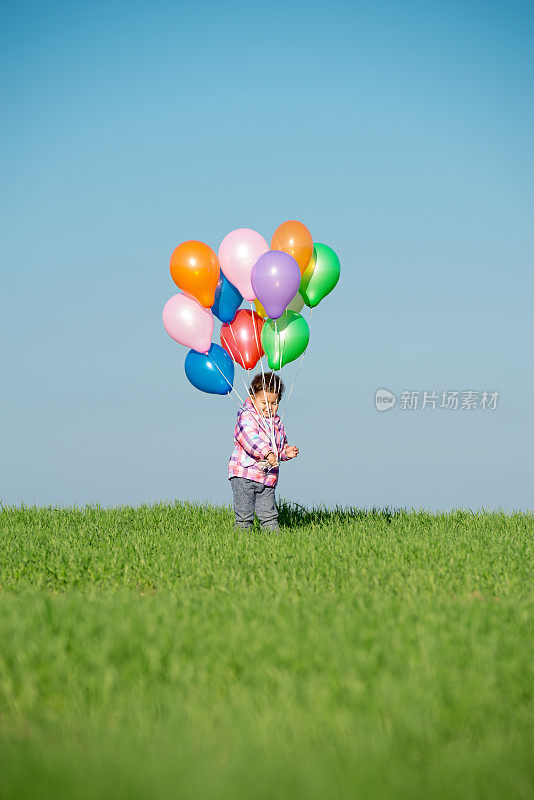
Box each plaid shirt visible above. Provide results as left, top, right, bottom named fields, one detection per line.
left=228, top=397, right=290, bottom=486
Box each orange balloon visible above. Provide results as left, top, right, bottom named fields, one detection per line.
left=271, top=220, right=313, bottom=275
left=169, top=240, right=220, bottom=308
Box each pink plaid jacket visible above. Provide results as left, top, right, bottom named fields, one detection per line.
left=228, top=397, right=290, bottom=486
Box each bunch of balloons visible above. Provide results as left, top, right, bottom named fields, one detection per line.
left=162, top=221, right=340, bottom=395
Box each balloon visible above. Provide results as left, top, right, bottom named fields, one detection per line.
left=170, top=240, right=220, bottom=308
left=212, top=272, right=242, bottom=323
left=255, top=289, right=303, bottom=318
left=271, top=220, right=314, bottom=275
left=287, top=291, right=305, bottom=314
left=299, top=243, right=340, bottom=308
left=184, top=343, right=234, bottom=395
left=254, top=298, right=268, bottom=318
left=218, top=229, right=269, bottom=302
left=261, top=311, right=310, bottom=370
left=220, top=309, right=264, bottom=370
left=162, top=293, right=213, bottom=353
left=251, top=251, right=301, bottom=320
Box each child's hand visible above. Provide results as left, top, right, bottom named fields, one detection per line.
left=266, top=452, right=278, bottom=467
left=285, top=446, right=299, bottom=459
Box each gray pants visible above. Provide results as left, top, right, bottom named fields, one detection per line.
left=230, top=477, right=279, bottom=531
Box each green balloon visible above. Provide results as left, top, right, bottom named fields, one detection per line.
left=261, top=311, right=310, bottom=370
left=299, top=243, right=340, bottom=308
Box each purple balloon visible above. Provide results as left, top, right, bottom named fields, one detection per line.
left=251, top=250, right=301, bottom=319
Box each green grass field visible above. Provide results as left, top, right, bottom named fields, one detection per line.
left=0, top=502, right=532, bottom=800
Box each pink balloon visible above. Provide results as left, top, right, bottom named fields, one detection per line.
left=162, top=293, right=213, bottom=353
left=218, top=228, right=269, bottom=302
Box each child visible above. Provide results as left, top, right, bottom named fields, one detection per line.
left=228, top=372, right=299, bottom=531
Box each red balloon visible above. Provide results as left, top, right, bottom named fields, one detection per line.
left=220, top=309, right=264, bottom=370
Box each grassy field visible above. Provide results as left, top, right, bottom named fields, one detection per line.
left=0, top=501, right=532, bottom=800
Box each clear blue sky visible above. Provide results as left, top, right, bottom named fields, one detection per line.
left=2, top=0, right=533, bottom=511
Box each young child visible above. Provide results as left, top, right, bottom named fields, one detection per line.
left=228, top=372, right=299, bottom=531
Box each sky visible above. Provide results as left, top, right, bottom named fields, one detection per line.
left=2, top=0, right=533, bottom=511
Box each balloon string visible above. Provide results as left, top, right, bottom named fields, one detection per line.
left=249, top=302, right=277, bottom=459
left=240, top=375, right=274, bottom=443
left=224, top=322, right=247, bottom=370
left=219, top=326, right=248, bottom=405
left=280, top=311, right=286, bottom=373
left=224, top=317, right=272, bottom=442
left=280, top=307, right=312, bottom=426
left=241, top=367, right=277, bottom=455
left=211, top=359, right=275, bottom=443
left=224, top=319, right=274, bottom=448
left=211, top=361, right=246, bottom=405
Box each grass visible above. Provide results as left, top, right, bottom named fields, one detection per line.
left=0, top=501, right=532, bottom=800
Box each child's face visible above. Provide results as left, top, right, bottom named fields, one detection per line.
left=253, top=390, right=279, bottom=417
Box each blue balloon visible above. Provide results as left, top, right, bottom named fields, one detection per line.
left=211, top=272, right=242, bottom=323
left=184, top=344, right=234, bottom=395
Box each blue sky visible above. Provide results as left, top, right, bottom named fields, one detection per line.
left=2, top=0, right=533, bottom=510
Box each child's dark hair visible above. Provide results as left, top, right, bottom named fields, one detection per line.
left=250, top=371, right=284, bottom=399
